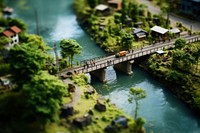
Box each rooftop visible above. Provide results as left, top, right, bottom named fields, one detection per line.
left=2, top=26, right=21, bottom=37
left=10, top=26, right=21, bottom=33
left=95, top=4, right=109, bottom=11
left=108, top=0, right=122, bottom=4
left=2, top=30, right=15, bottom=37
left=169, top=28, right=180, bottom=34
left=151, top=26, right=168, bottom=34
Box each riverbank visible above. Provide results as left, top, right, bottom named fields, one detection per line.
left=73, top=0, right=200, bottom=116
left=134, top=41, right=200, bottom=115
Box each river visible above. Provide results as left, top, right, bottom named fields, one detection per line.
left=7, top=0, right=200, bottom=132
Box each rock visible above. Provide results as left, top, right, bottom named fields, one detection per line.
left=94, top=100, right=106, bottom=112
left=88, top=108, right=94, bottom=115
left=73, top=114, right=92, bottom=128
left=68, top=83, right=75, bottom=92
left=84, top=87, right=95, bottom=95
left=104, top=125, right=115, bottom=133
left=95, top=116, right=99, bottom=120
left=111, top=116, right=128, bottom=128
left=60, top=105, right=74, bottom=118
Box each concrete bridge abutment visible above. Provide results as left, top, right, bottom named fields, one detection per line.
left=90, top=68, right=107, bottom=83
left=114, top=60, right=134, bottom=75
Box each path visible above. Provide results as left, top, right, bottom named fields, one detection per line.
left=138, top=0, right=200, bottom=31
left=63, top=79, right=81, bottom=107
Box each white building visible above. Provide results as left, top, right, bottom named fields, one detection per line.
left=1, top=26, right=21, bottom=49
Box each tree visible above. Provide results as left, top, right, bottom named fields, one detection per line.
left=193, top=48, right=200, bottom=72
left=87, top=0, right=98, bottom=8
left=60, top=39, right=82, bottom=66
left=0, top=36, right=11, bottom=46
left=174, top=38, right=186, bottom=49
left=120, top=30, right=134, bottom=50
left=25, top=34, right=50, bottom=51
left=128, top=87, right=146, bottom=119
left=160, top=3, right=170, bottom=28
left=22, top=71, right=67, bottom=127
left=8, top=18, right=27, bottom=32
left=9, top=43, right=48, bottom=85
left=172, top=49, right=195, bottom=72
left=121, top=0, right=129, bottom=23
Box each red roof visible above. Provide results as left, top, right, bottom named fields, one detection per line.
left=10, top=26, right=21, bottom=33
left=2, top=26, right=21, bottom=37
left=2, top=30, right=15, bottom=37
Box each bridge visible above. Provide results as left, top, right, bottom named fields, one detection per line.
left=59, top=35, right=200, bottom=82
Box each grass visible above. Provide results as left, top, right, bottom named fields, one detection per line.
left=45, top=74, right=137, bottom=133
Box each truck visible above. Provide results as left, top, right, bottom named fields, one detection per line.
left=115, top=51, right=127, bottom=58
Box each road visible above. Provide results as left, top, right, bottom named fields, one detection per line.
left=138, top=0, right=200, bottom=31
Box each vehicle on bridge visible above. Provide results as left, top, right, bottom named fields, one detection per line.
left=115, top=51, right=127, bottom=58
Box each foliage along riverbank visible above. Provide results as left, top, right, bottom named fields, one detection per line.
left=73, top=0, right=200, bottom=115
left=135, top=39, right=200, bottom=115
left=0, top=3, right=145, bottom=133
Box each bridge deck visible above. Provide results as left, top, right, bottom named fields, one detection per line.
left=59, top=35, right=200, bottom=76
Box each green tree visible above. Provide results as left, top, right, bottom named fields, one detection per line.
left=174, top=38, right=186, bottom=49
left=0, top=0, right=6, bottom=7
left=160, top=3, right=170, bottom=28
left=0, top=36, right=11, bottom=46
left=8, top=18, right=27, bottom=32
left=87, top=0, right=98, bottom=8
left=172, top=50, right=195, bottom=72
left=128, top=87, right=146, bottom=119
left=22, top=71, right=67, bottom=127
left=193, top=48, right=200, bottom=72
left=60, top=39, right=82, bottom=67
left=25, top=34, right=50, bottom=51
left=121, top=0, right=129, bottom=23
left=9, top=43, right=48, bottom=85
left=120, top=30, right=134, bottom=50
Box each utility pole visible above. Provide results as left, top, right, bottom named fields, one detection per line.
left=53, top=43, right=60, bottom=76
left=34, top=8, right=40, bottom=35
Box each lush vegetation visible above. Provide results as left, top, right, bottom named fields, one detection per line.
left=0, top=5, right=145, bottom=133
left=143, top=39, right=200, bottom=113
left=150, top=0, right=181, bottom=13
left=74, top=0, right=175, bottom=53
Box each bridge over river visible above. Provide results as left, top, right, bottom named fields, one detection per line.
left=59, top=35, right=200, bottom=82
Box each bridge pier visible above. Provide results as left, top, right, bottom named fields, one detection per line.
left=114, top=60, right=134, bottom=75
left=90, top=68, right=107, bottom=83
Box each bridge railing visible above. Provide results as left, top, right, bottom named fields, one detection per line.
left=60, top=35, right=200, bottom=75
left=78, top=53, right=113, bottom=66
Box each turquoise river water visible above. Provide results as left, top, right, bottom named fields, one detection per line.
left=7, top=0, right=200, bottom=132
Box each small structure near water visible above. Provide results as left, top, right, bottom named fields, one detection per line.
left=132, top=28, right=148, bottom=41
left=151, top=25, right=169, bottom=41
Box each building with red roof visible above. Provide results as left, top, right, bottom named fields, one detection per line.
left=1, top=26, right=21, bottom=49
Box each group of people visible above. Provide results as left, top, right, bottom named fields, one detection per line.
left=83, top=60, right=96, bottom=68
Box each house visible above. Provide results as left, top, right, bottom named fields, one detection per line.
left=134, top=22, right=144, bottom=28
left=169, top=28, right=180, bottom=38
left=95, top=4, right=110, bottom=16
left=3, top=7, right=13, bottom=15
left=181, top=0, right=200, bottom=20
left=132, top=28, right=148, bottom=41
left=0, top=76, right=12, bottom=90
left=107, top=0, right=122, bottom=11
left=1, top=26, right=21, bottom=49
left=151, top=26, right=169, bottom=41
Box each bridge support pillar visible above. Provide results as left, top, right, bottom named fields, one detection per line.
left=114, top=60, right=134, bottom=75
left=90, top=68, right=107, bottom=83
